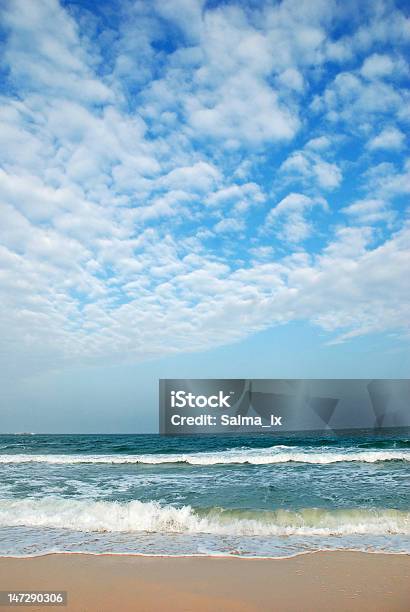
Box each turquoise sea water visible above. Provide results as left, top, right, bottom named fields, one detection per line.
left=0, top=429, right=409, bottom=557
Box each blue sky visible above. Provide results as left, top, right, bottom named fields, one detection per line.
left=0, top=0, right=409, bottom=432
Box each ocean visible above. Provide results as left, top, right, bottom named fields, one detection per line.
left=0, top=429, right=409, bottom=558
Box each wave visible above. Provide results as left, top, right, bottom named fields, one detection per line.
left=0, top=448, right=409, bottom=465
left=0, top=498, right=409, bottom=536
left=359, top=440, right=410, bottom=449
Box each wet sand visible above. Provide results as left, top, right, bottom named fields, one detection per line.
left=0, top=551, right=409, bottom=611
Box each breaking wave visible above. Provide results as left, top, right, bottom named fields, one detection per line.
left=0, top=448, right=409, bottom=465
left=0, top=498, right=409, bottom=536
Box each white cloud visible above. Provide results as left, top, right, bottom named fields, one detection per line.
left=305, top=136, right=331, bottom=150
left=315, top=66, right=407, bottom=127
left=186, top=72, right=299, bottom=146
left=153, top=0, right=206, bottom=41
left=206, top=182, right=265, bottom=210
left=264, top=193, right=328, bottom=243
left=213, top=217, right=245, bottom=234
left=249, top=246, right=275, bottom=261
left=342, top=198, right=395, bottom=225
left=313, top=159, right=342, bottom=189
left=361, top=53, right=395, bottom=79
left=280, top=149, right=342, bottom=190
left=277, top=68, right=305, bottom=92
left=364, top=159, right=410, bottom=198
left=160, top=162, right=220, bottom=192
left=2, top=0, right=113, bottom=103
left=367, top=127, right=406, bottom=151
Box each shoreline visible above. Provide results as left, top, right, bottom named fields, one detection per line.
left=0, top=548, right=409, bottom=560
left=0, top=551, right=409, bottom=611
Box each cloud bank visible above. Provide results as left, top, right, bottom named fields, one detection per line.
left=0, top=0, right=409, bottom=376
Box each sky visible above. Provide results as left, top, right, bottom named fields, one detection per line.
left=0, top=0, right=409, bottom=432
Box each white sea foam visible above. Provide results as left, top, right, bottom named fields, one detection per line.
left=0, top=449, right=408, bottom=465
left=0, top=498, right=409, bottom=536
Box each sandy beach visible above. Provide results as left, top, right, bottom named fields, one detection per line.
left=0, top=552, right=408, bottom=611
